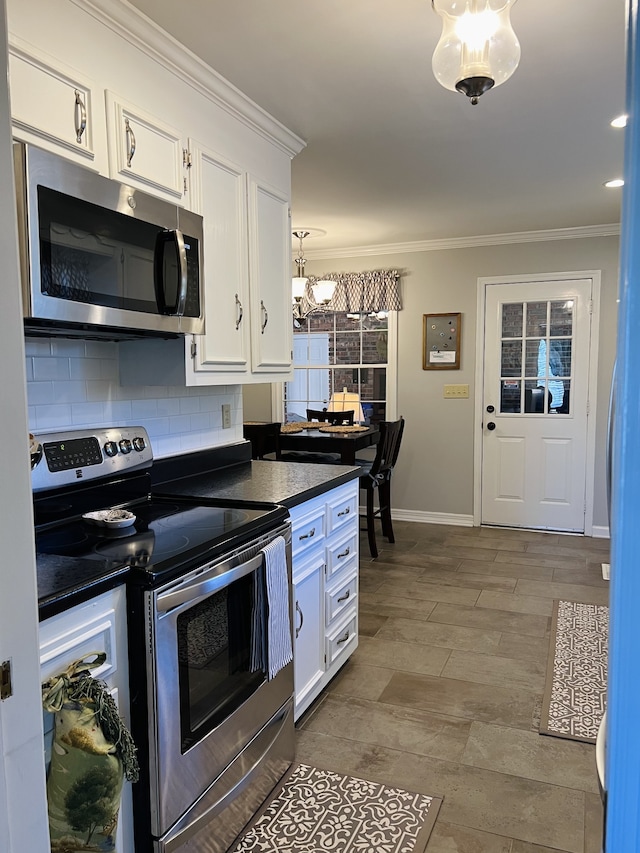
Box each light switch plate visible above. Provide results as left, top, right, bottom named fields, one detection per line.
left=443, top=384, right=469, bottom=398
left=222, top=404, right=232, bottom=428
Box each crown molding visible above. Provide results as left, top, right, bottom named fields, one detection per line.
left=304, top=223, right=621, bottom=260
left=69, top=0, right=306, bottom=158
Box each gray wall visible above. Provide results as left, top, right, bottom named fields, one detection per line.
left=305, top=234, right=620, bottom=528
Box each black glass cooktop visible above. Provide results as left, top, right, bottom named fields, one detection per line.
left=35, top=494, right=288, bottom=585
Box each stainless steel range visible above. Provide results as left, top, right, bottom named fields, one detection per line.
left=32, top=426, right=295, bottom=853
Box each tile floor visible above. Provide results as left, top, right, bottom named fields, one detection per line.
left=295, top=521, right=609, bottom=853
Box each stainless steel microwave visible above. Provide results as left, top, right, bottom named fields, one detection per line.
left=13, top=142, right=204, bottom=339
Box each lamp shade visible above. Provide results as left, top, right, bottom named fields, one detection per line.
left=328, top=387, right=366, bottom=423
left=311, top=279, right=336, bottom=305
left=432, top=0, right=520, bottom=104
left=292, top=277, right=307, bottom=301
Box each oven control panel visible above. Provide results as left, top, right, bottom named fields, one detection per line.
left=31, top=426, right=153, bottom=492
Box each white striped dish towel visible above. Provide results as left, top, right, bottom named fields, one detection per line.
left=263, top=536, right=293, bottom=680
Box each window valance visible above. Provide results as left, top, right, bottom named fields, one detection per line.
left=300, top=270, right=402, bottom=315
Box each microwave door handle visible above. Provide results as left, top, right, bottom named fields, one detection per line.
left=154, top=229, right=188, bottom=316
left=156, top=551, right=264, bottom=614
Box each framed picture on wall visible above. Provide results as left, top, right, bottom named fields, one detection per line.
left=422, top=313, right=461, bottom=370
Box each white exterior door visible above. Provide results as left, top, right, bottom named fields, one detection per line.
left=481, top=278, right=593, bottom=531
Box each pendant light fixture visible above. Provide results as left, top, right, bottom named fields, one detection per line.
left=292, top=230, right=309, bottom=308
left=431, top=0, right=520, bottom=105
left=291, top=229, right=336, bottom=315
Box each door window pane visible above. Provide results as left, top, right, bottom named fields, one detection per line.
left=525, top=380, right=548, bottom=413
left=525, top=339, right=545, bottom=378
left=550, top=300, right=573, bottom=336
left=501, top=341, right=522, bottom=376
left=502, top=303, right=523, bottom=338
left=500, top=380, right=521, bottom=413
left=526, top=301, right=548, bottom=337
left=550, top=339, right=572, bottom=377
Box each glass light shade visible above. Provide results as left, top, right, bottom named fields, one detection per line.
left=432, top=0, right=520, bottom=103
left=311, top=279, right=336, bottom=304
left=292, top=277, right=308, bottom=301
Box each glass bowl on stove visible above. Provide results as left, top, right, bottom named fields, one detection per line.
left=82, top=509, right=137, bottom=529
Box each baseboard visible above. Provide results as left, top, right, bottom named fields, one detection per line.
left=592, top=525, right=610, bottom=539
left=391, top=509, right=474, bottom=527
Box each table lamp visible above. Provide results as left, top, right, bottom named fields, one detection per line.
left=327, top=387, right=365, bottom=423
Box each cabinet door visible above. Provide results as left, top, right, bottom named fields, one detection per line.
left=292, top=555, right=325, bottom=720
left=9, top=38, right=103, bottom=169
left=247, top=175, right=293, bottom=375
left=189, top=142, right=250, bottom=375
left=105, top=90, right=185, bottom=200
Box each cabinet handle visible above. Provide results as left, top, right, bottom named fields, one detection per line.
left=235, top=294, right=244, bottom=330
left=337, top=589, right=351, bottom=603
left=336, top=630, right=350, bottom=645
left=337, top=546, right=351, bottom=559
left=125, top=118, right=136, bottom=167
left=295, top=601, right=304, bottom=639
left=298, top=527, right=315, bottom=541
left=337, top=507, right=351, bottom=517
left=74, top=90, right=86, bottom=144
left=260, top=299, right=269, bottom=334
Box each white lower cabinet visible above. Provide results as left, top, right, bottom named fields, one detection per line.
left=38, top=586, right=133, bottom=853
left=289, top=479, right=359, bottom=720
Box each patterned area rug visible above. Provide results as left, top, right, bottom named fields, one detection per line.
left=231, top=763, right=442, bottom=853
left=540, top=599, right=608, bottom=743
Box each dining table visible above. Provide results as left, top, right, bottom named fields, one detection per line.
left=277, top=424, right=380, bottom=466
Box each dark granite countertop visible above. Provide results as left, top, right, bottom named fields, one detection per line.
left=37, top=553, right=130, bottom=621
left=37, top=442, right=360, bottom=620
left=153, top=459, right=360, bottom=508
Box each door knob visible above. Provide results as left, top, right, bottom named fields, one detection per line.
left=487, top=422, right=496, bottom=431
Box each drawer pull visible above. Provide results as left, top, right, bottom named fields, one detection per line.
left=298, top=527, right=316, bottom=541
left=336, top=630, right=350, bottom=645
left=337, top=507, right=351, bottom=517
left=295, top=601, right=304, bottom=639
left=125, top=117, right=136, bottom=166
left=337, top=590, right=351, bottom=603
left=337, top=547, right=351, bottom=559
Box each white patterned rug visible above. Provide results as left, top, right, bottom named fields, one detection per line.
left=540, top=599, right=608, bottom=743
left=231, top=763, right=442, bottom=853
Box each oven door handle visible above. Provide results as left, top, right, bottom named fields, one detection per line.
left=156, top=552, right=263, bottom=614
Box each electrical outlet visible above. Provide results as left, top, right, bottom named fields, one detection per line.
left=222, top=404, right=232, bottom=429
left=443, top=384, right=469, bottom=399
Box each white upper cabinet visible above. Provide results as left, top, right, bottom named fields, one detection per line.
left=8, top=36, right=107, bottom=172
left=188, top=141, right=250, bottom=374
left=121, top=147, right=295, bottom=387
left=247, top=175, right=293, bottom=375
left=105, top=91, right=187, bottom=202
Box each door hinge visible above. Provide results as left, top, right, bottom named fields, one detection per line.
left=183, top=148, right=192, bottom=169
left=190, top=337, right=197, bottom=359
left=586, top=399, right=590, bottom=416
left=183, top=176, right=188, bottom=194
left=1, top=660, right=12, bottom=701
left=588, top=299, right=593, bottom=315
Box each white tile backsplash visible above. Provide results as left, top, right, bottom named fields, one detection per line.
left=26, top=338, right=244, bottom=455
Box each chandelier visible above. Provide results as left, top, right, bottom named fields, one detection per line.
left=291, top=230, right=336, bottom=316
left=431, top=0, right=520, bottom=105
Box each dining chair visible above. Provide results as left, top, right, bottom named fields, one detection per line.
left=358, top=417, right=405, bottom=558
left=242, top=422, right=282, bottom=459
left=306, top=408, right=355, bottom=425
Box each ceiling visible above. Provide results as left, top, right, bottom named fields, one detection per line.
left=128, top=0, right=627, bottom=255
